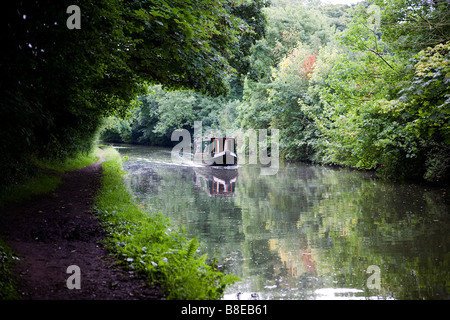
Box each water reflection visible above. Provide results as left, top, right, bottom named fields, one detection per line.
left=193, top=167, right=238, bottom=197
left=115, top=145, right=450, bottom=300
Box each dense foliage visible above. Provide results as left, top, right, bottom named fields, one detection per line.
left=236, top=0, right=449, bottom=183
left=2, top=0, right=448, bottom=301
left=103, top=0, right=448, bottom=183
left=1, top=0, right=267, bottom=185
left=3, top=0, right=448, bottom=182
left=100, top=84, right=242, bottom=146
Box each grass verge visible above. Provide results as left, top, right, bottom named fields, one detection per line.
left=0, top=151, right=99, bottom=208
left=94, top=146, right=240, bottom=300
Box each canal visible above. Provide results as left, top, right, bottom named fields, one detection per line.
left=114, top=144, right=450, bottom=300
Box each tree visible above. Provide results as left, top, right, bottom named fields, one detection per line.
left=267, top=45, right=320, bottom=161
left=308, top=2, right=450, bottom=182
left=238, top=2, right=339, bottom=161
left=311, top=4, right=408, bottom=171
left=1, top=0, right=266, bottom=184
left=126, top=0, right=267, bottom=96
left=388, top=42, right=450, bottom=181
left=376, top=0, right=450, bottom=54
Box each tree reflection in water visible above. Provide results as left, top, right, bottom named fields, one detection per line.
left=119, top=145, right=450, bottom=300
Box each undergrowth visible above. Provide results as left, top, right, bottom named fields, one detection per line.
left=93, top=147, right=240, bottom=300
left=0, top=239, right=20, bottom=300
left=0, top=150, right=99, bottom=208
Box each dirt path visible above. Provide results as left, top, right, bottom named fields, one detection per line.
left=0, top=159, right=164, bottom=300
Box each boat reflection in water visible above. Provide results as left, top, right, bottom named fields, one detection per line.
left=193, top=167, right=238, bottom=197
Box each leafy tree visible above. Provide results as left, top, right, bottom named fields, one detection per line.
left=304, top=2, right=450, bottom=182
left=100, top=84, right=243, bottom=146
left=2, top=0, right=139, bottom=183
left=247, top=1, right=335, bottom=81
left=238, top=2, right=347, bottom=161
left=381, top=42, right=450, bottom=181
left=266, top=44, right=319, bottom=161
left=1, top=0, right=265, bottom=184
left=126, top=0, right=267, bottom=96
left=321, top=3, right=353, bottom=32
left=312, top=4, right=401, bottom=168
left=399, top=42, right=450, bottom=145
left=131, top=92, right=173, bottom=146
left=100, top=117, right=134, bottom=144
left=228, top=0, right=271, bottom=82
left=376, top=0, right=450, bottom=54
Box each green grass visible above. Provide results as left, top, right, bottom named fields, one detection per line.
left=94, top=147, right=240, bottom=300
left=0, top=174, right=62, bottom=209
left=0, top=151, right=99, bottom=208
left=38, top=151, right=99, bottom=173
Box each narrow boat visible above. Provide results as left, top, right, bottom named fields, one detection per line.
left=193, top=137, right=238, bottom=166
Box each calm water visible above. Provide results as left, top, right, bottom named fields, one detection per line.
left=115, top=145, right=450, bottom=300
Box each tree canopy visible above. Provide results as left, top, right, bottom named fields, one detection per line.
left=1, top=0, right=267, bottom=184
left=3, top=0, right=449, bottom=184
